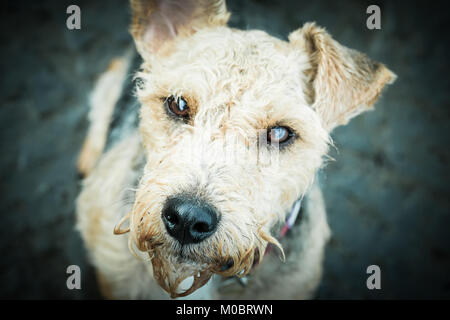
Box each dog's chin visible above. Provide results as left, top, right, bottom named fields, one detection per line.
left=147, top=245, right=264, bottom=298
left=148, top=250, right=214, bottom=298
left=141, top=226, right=280, bottom=297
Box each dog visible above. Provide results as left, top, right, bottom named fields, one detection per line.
left=76, top=0, right=396, bottom=299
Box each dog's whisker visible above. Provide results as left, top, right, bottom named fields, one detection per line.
left=113, top=211, right=132, bottom=235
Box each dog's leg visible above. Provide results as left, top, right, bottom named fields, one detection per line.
left=96, top=271, right=116, bottom=300
left=77, top=51, right=132, bottom=176
left=287, top=180, right=332, bottom=299
left=77, top=134, right=170, bottom=299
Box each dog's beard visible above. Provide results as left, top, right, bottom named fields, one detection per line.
left=148, top=247, right=213, bottom=298
left=119, top=209, right=286, bottom=298
left=142, top=228, right=284, bottom=298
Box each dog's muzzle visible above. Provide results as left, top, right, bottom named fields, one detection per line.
left=161, top=195, right=219, bottom=245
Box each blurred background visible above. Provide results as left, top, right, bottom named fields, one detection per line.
left=0, top=0, right=449, bottom=299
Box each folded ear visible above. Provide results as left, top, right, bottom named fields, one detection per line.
left=289, top=23, right=396, bottom=131
left=130, top=0, right=230, bottom=61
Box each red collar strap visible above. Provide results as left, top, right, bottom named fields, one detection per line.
left=264, top=197, right=303, bottom=256
left=279, top=198, right=303, bottom=238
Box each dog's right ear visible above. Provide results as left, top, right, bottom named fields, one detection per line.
left=130, top=0, right=230, bottom=61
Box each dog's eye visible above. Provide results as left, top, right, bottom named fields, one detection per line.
left=165, top=96, right=189, bottom=118
left=267, top=126, right=294, bottom=145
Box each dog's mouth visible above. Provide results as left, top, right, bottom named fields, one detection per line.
left=141, top=230, right=285, bottom=298
left=147, top=243, right=271, bottom=298
left=116, top=210, right=285, bottom=298
left=149, top=251, right=213, bottom=298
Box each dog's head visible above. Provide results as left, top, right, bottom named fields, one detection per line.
left=121, top=0, right=395, bottom=297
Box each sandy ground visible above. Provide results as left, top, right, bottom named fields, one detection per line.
left=0, top=0, right=449, bottom=299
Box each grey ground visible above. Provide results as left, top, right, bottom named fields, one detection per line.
left=0, top=0, right=449, bottom=299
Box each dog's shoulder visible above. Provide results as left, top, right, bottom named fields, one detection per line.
left=104, top=50, right=143, bottom=152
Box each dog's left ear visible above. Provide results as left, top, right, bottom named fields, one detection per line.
left=289, top=23, right=396, bottom=131
left=130, top=0, right=230, bottom=61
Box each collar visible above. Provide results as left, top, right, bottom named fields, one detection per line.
left=280, top=197, right=304, bottom=238
left=263, top=197, right=303, bottom=256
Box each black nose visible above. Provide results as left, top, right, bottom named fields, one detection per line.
left=162, top=196, right=219, bottom=245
